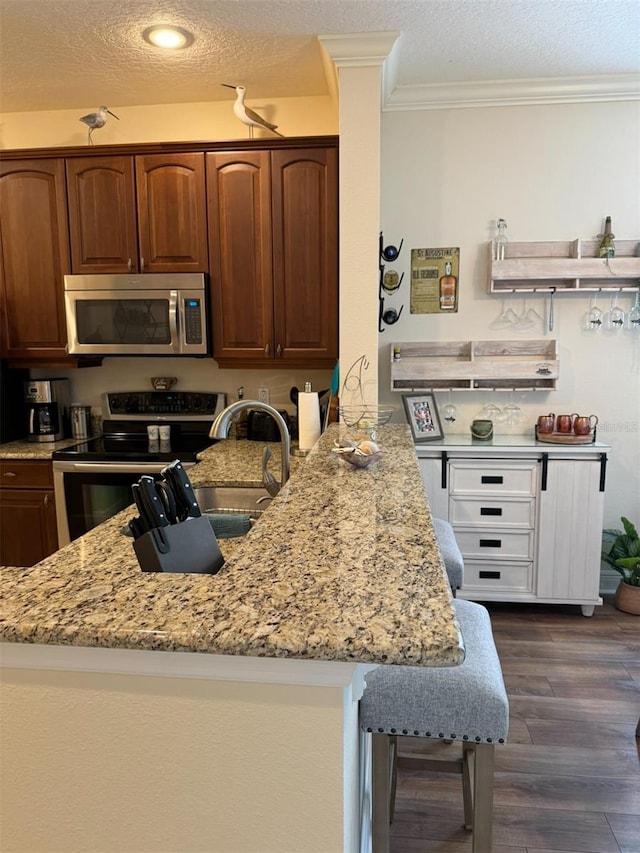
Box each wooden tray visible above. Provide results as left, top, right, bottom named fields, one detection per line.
left=535, top=430, right=595, bottom=445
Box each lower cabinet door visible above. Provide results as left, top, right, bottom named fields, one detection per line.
left=537, top=458, right=604, bottom=601
left=0, top=488, right=58, bottom=566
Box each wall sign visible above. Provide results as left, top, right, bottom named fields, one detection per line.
left=410, top=247, right=460, bottom=314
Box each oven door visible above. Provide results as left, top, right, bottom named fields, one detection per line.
left=52, top=461, right=193, bottom=547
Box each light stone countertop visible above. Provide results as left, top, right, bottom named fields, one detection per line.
left=0, top=424, right=463, bottom=668
left=0, top=437, right=82, bottom=459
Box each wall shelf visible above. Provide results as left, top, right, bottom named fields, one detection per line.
left=390, top=340, right=559, bottom=391
left=489, top=239, right=640, bottom=293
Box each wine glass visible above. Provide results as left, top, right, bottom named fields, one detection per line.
left=490, top=300, right=519, bottom=329
left=627, top=290, right=640, bottom=331
left=585, top=294, right=603, bottom=330
left=482, top=402, right=503, bottom=422
left=442, top=390, right=457, bottom=424
left=503, top=393, right=521, bottom=425
left=605, top=293, right=625, bottom=331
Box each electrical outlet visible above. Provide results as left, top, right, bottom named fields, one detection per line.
left=258, top=387, right=270, bottom=404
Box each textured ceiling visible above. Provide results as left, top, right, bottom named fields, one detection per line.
left=1, top=0, right=639, bottom=113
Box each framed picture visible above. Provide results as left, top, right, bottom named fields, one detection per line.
left=402, top=393, right=444, bottom=442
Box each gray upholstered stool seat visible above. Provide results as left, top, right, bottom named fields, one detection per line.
left=360, top=599, right=509, bottom=853
left=433, top=517, right=464, bottom=591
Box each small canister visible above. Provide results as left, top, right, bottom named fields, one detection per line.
left=70, top=405, right=91, bottom=439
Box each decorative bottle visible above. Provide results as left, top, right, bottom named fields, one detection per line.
left=439, top=262, right=457, bottom=311
left=494, top=218, right=508, bottom=260
left=598, top=216, right=615, bottom=258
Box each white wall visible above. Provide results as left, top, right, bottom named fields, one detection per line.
left=0, top=96, right=337, bottom=149
left=379, top=101, right=640, bottom=527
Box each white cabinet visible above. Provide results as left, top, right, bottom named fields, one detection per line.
left=537, top=457, right=605, bottom=614
left=416, top=438, right=610, bottom=615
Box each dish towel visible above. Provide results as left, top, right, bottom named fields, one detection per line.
left=204, top=513, right=252, bottom=539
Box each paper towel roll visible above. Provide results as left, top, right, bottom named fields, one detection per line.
left=297, top=391, right=321, bottom=451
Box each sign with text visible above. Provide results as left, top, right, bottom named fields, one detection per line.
left=410, top=247, right=460, bottom=314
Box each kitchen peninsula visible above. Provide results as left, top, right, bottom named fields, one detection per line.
left=1, top=424, right=461, bottom=853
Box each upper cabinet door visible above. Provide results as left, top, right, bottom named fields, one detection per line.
left=271, top=147, right=338, bottom=364
left=66, top=156, right=138, bottom=273
left=135, top=153, right=209, bottom=273
left=207, top=151, right=273, bottom=362
left=0, top=159, right=70, bottom=360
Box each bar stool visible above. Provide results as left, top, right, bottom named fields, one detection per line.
left=360, top=599, right=509, bottom=853
left=433, top=517, right=464, bottom=592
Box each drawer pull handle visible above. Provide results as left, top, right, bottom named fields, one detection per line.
left=3, top=471, right=17, bottom=477
left=479, top=538, right=502, bottom=548
left=479, top=570, right=501, bottom=579
left=480, top=507, right=502, bottom=516
left=481, top=475, right=503, bottom=484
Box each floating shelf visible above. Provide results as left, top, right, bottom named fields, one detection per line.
left=390, top=340, right=559, bottom=391
left=489, top=239, right=640, bottom=293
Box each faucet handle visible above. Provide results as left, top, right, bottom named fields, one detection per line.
left=261, top=446, right=280, bottom=498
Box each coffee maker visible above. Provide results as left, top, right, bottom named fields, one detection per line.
left=24, top=379, right=69, bottom=442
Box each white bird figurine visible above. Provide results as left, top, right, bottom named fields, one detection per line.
left=221, top=84, right=284, bottom=138
left=79, top=105, right=119, bottom=145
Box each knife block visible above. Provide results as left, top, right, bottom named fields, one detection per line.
left=133, top=517, right=224, bottom=575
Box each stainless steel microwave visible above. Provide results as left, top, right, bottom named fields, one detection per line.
left=64, top=273, right=209, bottom=356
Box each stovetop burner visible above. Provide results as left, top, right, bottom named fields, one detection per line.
left=52, top=390, right=225, bottom=463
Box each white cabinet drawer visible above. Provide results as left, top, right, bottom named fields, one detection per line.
left=462, top=560, right=533, bottom=593
left=454, top=528, right=534, bottom=559
left=449, top=496, right=535, bottom=528
left=449, top=461, right=537, bottom=496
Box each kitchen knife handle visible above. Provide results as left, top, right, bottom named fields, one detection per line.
left=162, top=460, right=201, bottom=519
left=139, top=475, right=170, bottom=528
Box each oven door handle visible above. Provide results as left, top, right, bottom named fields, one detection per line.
left=52, top=462, right=172, bottom=474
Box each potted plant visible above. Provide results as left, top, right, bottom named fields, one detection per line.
left=602, top=517, right=640, bottom=615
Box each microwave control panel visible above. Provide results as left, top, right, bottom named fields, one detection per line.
left=184, top=298, right=203, bottom=344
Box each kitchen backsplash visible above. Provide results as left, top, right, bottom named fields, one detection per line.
left=30, top=358, right=334, bottom=421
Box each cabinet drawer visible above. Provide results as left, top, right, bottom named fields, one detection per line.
left=449, top=461, right=537, bottom=496
left=462, top=560, right=533, bottom=593
left=0, top=460, right=53, bottom=489
left=454, top=528, right=534, bottom=559
left=449, top=496, right=535, bottom=528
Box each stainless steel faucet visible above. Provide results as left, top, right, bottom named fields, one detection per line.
left=209, top=400, right=290, bottom=493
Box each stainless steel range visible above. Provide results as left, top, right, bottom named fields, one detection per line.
left=52, top=391, right=226, bottom=546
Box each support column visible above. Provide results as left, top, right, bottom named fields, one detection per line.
left=319, top=33, right=399, bottom=406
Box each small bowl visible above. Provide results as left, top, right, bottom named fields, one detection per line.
left=339, top=405, right=394, bottom=428
left=332, top=440, right=386, bottom=469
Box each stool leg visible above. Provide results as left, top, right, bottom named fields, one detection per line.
left=371, top=734, right=391, bottom=853
left=461, top=742, right=474, bottom=831
left=389, top=735, right=398, bottom=823
left=471, top=742, right=495, bottom=853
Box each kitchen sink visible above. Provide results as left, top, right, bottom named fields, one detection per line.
left=193, top=486, right=272, bottom=519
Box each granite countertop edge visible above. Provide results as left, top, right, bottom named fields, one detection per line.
left=1, top=425, right=463, bottom=668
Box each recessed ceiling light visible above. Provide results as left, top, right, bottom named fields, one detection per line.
left=143, top=25, right=193, bottom=50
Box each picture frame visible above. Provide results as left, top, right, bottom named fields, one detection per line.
left=402, top=393, right=444, bottom=442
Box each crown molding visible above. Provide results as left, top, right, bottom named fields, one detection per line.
left=318, top=32, right=400, bottom=67
left=383, top=73, right=640, bottom=111
left=318, top=31, right=400, bottom=106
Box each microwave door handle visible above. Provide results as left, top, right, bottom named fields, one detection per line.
left=169, top=290, right=179, bottom=351
left=29, top=407, right=35, bottom=434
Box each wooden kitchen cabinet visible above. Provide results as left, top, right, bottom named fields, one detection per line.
left=416, top=438, right=610, bottom=615
left=0, top=159, right=70, bottom=362
left=207, top=144, right=338, bottom=368
left=0, top=460, right=58, bottom=566
left=66, top=152, right=208, bottom=274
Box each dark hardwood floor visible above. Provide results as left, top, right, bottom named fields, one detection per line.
left=390, top=596, right=640, bottom=853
